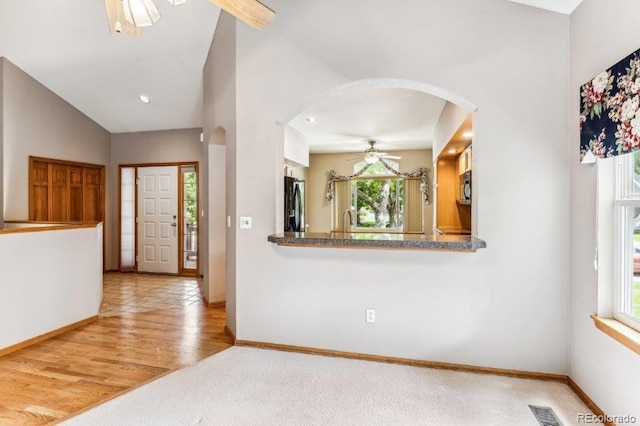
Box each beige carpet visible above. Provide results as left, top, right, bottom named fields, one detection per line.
left=63, top=347, right=597, bottom=425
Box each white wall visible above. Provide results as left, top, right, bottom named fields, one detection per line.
left=109, top=128, right=203, bottom=271
left=207, top=144, right=226, bottom=303
left=221, top=0, right=570, bottom=373
left=284, top=126, right=309, bottom=167
left=433, top=102, right=470, bottom=159
left=306, top=150, right=433, bottom=233
left=287, top=166, right=307, bottom=182
left=1, top=58, right=111, bottom=257
left=0, top=225, right=102, bottom=349
left=569, top=0, right=640, bottom=417
left=203, top=12, right=236, bottom=330
left=111, top=128, right=203, bottom=166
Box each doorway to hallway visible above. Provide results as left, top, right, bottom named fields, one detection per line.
left=119, top=162, right=199, bottom=276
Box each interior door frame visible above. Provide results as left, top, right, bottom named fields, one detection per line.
left=118, top=162, right=199, bottom=277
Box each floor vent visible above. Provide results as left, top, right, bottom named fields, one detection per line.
left=529, top=405, right=563, bottom=426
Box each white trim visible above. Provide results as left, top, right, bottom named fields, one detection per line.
left=614, top=311, right=640, bottom=333
left=612, top=203, right=628, bottom=325
left=277, top=78, right=478, bottom=125
left=615, top=199, right=640, bottom=207
left=596, top=158, right=615, bottom=316
left=612, top=153, right=640, bottom=333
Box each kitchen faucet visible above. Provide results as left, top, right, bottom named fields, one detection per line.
left=342, top=209, right=353, bottom=234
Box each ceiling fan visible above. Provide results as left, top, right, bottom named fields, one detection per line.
left=104, top=0, right=275, bottom=37
left=348, top=141, right=402, bottom=164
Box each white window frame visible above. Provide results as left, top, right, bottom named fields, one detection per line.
left=613, top=153, right=640, bottom=332
left=350, top=175, right=405, bottom=233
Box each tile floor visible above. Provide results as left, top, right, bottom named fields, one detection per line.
left=100, top=272, right=203, bottom=317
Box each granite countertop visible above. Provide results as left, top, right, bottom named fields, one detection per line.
left=267, top=232, right=486, bottom=252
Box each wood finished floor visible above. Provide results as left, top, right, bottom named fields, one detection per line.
left=0, top=274, right=232, bottom=425
left=101, top=272, right=203, bottom=317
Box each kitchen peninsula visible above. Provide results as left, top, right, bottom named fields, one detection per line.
left=268, top=232, right=486, bottom=251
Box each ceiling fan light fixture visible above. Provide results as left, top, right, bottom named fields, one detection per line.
left=122, top=0, right=161, bottom=27
left=105, top=0, right=142, bottom=37
left=167, top=0, right=187, bottom=5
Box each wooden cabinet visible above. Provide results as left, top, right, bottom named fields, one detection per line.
left=436, top=145, right=472, bottom=235
left=29, top=157, right=105, bottom=223
left=30, top=160, right=49, bottom=221
left=457, top=146, right=472, bottom=174
left=83, top=167, right=103, bottom=222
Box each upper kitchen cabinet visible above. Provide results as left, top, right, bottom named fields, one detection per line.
left=458, top=146, right=472, bottom=174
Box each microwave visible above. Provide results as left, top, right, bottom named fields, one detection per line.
left=459, top=171, right=472, bottom=203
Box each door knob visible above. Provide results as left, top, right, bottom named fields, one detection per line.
left=171, top=222, right=177, bottom=227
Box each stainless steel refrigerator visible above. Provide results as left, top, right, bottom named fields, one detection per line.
left=284, top=176, right=305, bottom=232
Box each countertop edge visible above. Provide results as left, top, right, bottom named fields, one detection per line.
left=267, top=233, right=486, bottom=252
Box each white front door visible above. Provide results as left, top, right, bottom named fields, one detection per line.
left=137, top=166, right=179, bottom=274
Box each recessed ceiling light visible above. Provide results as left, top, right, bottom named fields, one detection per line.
left=306, top=117, right=318, bottom=123
left=462, top=131, right=473, bottom=138
left=139, top=94, right=151, bottom=104
left=448, top=149, right=457, bottom=154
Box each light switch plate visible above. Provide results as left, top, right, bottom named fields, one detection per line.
left=240, top=216, right=252, bottom=229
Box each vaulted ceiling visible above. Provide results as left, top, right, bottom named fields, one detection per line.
left=0, top=1, right=219, bottom=133
left=0, top=0, right=581, bottom=135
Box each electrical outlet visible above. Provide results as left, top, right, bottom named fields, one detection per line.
left=240, top=216, right=252, bottom=229
left=366, top=308, right=376, bottom=323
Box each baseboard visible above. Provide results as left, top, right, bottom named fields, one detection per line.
left=224, top=326, right=236, bottom=344
left=235, top=340, right=618, bottom=422
left=0, top=315, right=99, bottom=358
left=567, top=378, right=614, bottom=426
left=234, top=340, right=566, bottom=382
left=202, top=296, right=226, bottom=309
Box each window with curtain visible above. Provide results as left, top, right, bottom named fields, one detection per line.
left=332, top=161, right=423, bottom=233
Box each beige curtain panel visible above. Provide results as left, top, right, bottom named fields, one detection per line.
left=404, top=178, right=424, bottom=233
left=331, top=180, right=352, bottom=232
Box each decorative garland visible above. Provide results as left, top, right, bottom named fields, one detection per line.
left=325, top=158, right=430, bottom=204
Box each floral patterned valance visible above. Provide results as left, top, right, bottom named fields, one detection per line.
left=580, top=48, right=640, bottom=163
left=325, top=158, right=431, bottom=204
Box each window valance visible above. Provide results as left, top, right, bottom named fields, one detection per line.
left=580, top=47, right=640, bottom=163
left=325, top=158, right=431, bottom=204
